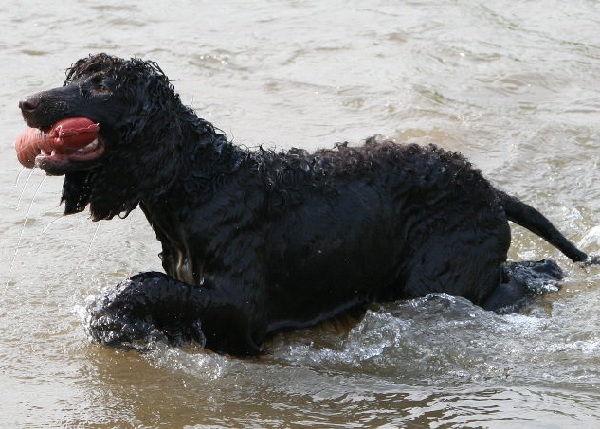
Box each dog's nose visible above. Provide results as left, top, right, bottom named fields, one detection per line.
left=19, top=97, right=41, bottom=113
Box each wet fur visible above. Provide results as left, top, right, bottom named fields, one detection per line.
left=19, top=54, right=591, bottom=355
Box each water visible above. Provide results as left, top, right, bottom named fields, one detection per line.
left=1, top=1, right=600, bottom=427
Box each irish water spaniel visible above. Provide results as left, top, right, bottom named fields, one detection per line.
left=16, top=53, right=592, bottom=355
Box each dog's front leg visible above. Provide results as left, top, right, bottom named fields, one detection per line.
left=85, top=271, right=266, bottom=355
left=85, top=271, right=210, bottom=347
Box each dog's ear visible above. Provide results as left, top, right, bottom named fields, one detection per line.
left=115, top=73, right=181, bottom=144
left=62, top=171, right=94, bottom=215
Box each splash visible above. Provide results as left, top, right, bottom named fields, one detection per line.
left=269, top=294, right=557, bottom=384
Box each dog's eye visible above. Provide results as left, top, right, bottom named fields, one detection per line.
left=94, top=83, right=111, bottom=94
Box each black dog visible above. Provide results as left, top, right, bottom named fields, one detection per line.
left=18, top=53, right=592, bottom=355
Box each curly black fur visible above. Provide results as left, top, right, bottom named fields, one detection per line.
left=19, top=53, right=591, bottom=355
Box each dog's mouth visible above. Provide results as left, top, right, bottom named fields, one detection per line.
left=15, top=117, right=105, bottom=175
left=15, top=117, right=106, bottom=215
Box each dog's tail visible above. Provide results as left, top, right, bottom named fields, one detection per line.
left=497, top=190, right=590, bottom=262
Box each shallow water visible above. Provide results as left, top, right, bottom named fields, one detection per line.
left=1, top=1, right=600, bottom=427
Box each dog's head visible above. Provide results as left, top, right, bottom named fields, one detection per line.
left=16, top=53, right=198, bottom=220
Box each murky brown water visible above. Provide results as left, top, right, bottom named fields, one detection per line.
left=2, top=1, right=600, bottom=427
